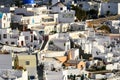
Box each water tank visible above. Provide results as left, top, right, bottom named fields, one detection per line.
left=23, top=0, right=34, bottom=4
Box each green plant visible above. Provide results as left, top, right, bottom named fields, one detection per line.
left=88, top=9, right=98, bottom=19
left=71, top=5, right=87, bottom=21
left=98, top=25, right=111, bottom=33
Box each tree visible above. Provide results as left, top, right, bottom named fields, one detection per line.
left=48, top=0, right=52, bottom=5
left=81, top=74, right=84, bottom=80
left=14, top=0, right=22, bottom=7
left=98, top=25, right=111, bottom=33
left=71, top=5, right=87, bottom=21
left=88, top=9, right=98, bottom=19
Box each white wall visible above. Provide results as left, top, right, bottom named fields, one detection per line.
left=33, top=6, right=48, bottom=15
left=58, top=10, right=75, bottom=23
left=52, top=0, right=60, bottom=5
left=0, top=54, right=12, bottom=69
left=45, top=71, right=63, bottom=80
left=12, top=15, right=23, bottom=23
left=106, top=63, right=120, bottom=70
left=83, top=35, right=111, bottom=56
left=44, top=25, right=55, bottom=34
left=63, top=69, right=81, bottom=80
left=18, top=31, right=40, bottom=47
left=118, top=3, right=120, bottom=14
left=100, top=2, right=118, bottom=15
left=95, top=74, right=106, bottom=80
left=0, top=28, right=41, bottom=47
left=80, top=2, right=91, bottom=11
left=17, top=70, right=28, bottom=80
left=0, top=28, right=19, bottom=45
left=0, top=13, right=11, bottom=29
left=52, top=39, right=70, bottom=51
left=106, top=20, right=120, bottom=33
left=51, top=6, right=67, bottom=13
left=70, top=49, right=79, bottom=60
left=43, top=51, right=65, bottom=57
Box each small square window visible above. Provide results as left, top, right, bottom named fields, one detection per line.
left=25, top=36, right=29, bottom=40
left=11, top=42, right=15, bottom=45
left=26, top=61, right=30, bottom=65
left=60, top=7, right=63, bottom=10
left=79, top=4, right=83, bottom=8
left=5, top=41, right=8, bottom=45
left=108, top=6, right=110, bottom=8
left=3, top=34, right=7, bottom=38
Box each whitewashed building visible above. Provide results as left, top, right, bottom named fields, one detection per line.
left=105, top=20, right=120, bottom=33
left=99, top=2, right=120, bottom=15
left=78, top=1, right=99, bottom=11
left=58, top=10, right=75, bottom=23
left=0, top=28, right=42, bottom=48
left=44, top=69, right=81, bottom=80
left=50, top=2, right=67, bottom=13
left=18, top=31, right=41, bottom=48
left=0, top=28, right=19, bottom=45
left=0, top=52, right=12, bottom=69
left=15, top=55, right=38, bottom=80
left=0, top=69, right=28, bottom=80
left=106, top=62, right=120, bottom=70
left=0, top=12, right=11, bottom=29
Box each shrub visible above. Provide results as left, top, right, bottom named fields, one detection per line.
left=98, top=25, right=111, bottom=33
left=49, top=41, right=54, bottom=45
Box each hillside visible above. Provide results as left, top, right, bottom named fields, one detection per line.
left=87, top=15, right=120, bottom=27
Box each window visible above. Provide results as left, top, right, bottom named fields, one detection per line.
left=31, top=35, right=33, bottom=42
left=11, top=42, right=15, bottom=45
left=26, top=61, right=30, bottom=65
left=5, top=41, right=8, bottom=45
left=0, top=34, right=1, bottom=40
left=79, top=4, right=83, bottom=8
left=4, top=16, right=6, bottom=20
left=30, top=31, right=33, bottom=34
left=3, top=34, right=7, bottom=38
left=25, top=36, right=29, bottom=40
left=60, top=7, right=63, bottom=10
left=94, top=6, right=97, bottom=8
left=34, top=35, right=37, bottom=40
left=27, top=20, right=30, bottom=24
left=63, top=14, right=73, bottom=18
left=108, top=6, right=110, bottom=8
left=4, top=23, right=5, bottom=28
left=30, top=76, right=35, bottom=79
